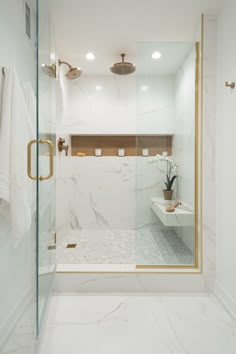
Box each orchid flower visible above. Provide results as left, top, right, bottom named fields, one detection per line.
left=148, top=154, right=178, bottom=191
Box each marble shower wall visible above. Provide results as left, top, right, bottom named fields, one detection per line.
left=56, top=73, right=177, bottom=264
left=173, top=47, right=195, bottom=209
left=56, top=155, right=166, bottom=264
left=57, top=74, right=175, bottom=135
left=172, top=46, right=196, bottom=252
left=56, top=156, right=165, bottom=232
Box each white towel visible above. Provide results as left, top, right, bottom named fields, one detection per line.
left=0, top=68, right=34, bottom=246
left=21, top=81, right=36, bottom=132
left=21, top=81, right=37, bottom=214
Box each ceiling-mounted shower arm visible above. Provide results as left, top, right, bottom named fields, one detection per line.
left=58, top=60, right=72, bottom=69
left=110, top=53, right=136, bottom=75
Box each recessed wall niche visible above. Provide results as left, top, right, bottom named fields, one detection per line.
left=71, top=135, right=173, bottom=157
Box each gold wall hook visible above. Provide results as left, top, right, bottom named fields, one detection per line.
left=225, top=81, right=235, bottom=89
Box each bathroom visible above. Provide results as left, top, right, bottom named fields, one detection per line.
left=0, top=0, right=236, bottom=353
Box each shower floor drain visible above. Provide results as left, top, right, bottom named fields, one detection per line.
left=66, top=243, right=77, bottom=249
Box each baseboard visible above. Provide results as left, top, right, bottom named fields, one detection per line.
left=214, top=280, right=236, bottom=319
left=0, top=287, right=34, bottom=348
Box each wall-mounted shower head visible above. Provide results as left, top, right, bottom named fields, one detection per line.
left=58, top=60, right=82, bottom=80
left=110, top=54, right=136, bottom=75
left=41, top=64, right=57, bottom=78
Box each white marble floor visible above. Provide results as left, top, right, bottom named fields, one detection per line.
left=37, top=294, right=236, bottom=354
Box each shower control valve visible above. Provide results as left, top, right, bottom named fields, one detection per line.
left=57, top=137, right=69, bottom=156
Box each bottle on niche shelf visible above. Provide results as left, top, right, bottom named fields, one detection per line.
left=95, top=148, right=102, bottom=157
left=142, top=149, right=149, bottom=157
left=118, top=148, right=125, bottom=157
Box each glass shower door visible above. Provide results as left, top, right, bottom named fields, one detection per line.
left=37, top=0, right=57, bottom=332
left=0, top=1, right=38, bottom=351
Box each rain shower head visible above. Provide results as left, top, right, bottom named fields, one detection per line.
left=110, top=54, right=136, bottom=75
left=41, top=64, right=57, bottom=78
left=58, top=60, right=82, bottom=80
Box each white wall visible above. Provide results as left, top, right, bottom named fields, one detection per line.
left=0, top=0, right=36, bottom=352
left=0, top=0, right=36, bottom=91
left=57, top=74, right=175, bottom=135
left=215, top=0, right=236, bottom=316
left=201, top=15, right=217, bottom=292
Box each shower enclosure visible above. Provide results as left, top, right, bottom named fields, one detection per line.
left=56, top=41, right=200, bottom=272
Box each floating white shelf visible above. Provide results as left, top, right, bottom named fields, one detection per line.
left=151, top=198, right=194, bottom=227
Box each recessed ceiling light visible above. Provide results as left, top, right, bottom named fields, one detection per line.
left=96, top=85, right=102, bottom=91
left=86, top=52, right=95, bottom=60
left=152, top=51, right=162, bottom=60
left=141, top=85, right=149, bottom=91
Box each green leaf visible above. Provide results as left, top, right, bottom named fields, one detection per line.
left=169, top=175, right=177, bottom=189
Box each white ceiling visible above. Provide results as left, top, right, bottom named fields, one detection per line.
left=50, top=0, right=224, bottom=75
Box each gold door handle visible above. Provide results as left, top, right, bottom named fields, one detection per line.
left=27, top=139, right=37, bottom=180
left=38, top=139, right=54, bottom=181
left=27, top=139, right=54, bottom=181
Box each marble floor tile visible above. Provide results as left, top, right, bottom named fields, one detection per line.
left=37, top=294, right=236, bottom=354
left=1, top=302, right=36, bottom=354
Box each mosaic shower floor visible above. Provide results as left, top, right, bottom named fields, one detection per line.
left=56, top=227, right=194, bottom=266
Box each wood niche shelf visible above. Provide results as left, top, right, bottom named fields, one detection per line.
left=71, top=135, right=172, bottom=157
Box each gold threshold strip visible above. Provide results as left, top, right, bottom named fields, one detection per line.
left=56, top=266, right=202, bottom=275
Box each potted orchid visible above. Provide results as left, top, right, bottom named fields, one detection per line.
left=149, top=154, right=178, bottom=200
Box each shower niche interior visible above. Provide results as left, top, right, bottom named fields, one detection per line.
left=56, top=41, right=200, bottom=272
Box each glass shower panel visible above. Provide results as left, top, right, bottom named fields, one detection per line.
left=135, top=42, right=197, bottom=268
left=0, top=0, right=37, bottom=352
left=37, top=0, right=57, bottom=331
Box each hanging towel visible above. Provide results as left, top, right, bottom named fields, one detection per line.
left=0, top=68, right=34, bottom=246
left=21, top=81, right=37, bottom=214
left=21, top=81, right=36, bottom=131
